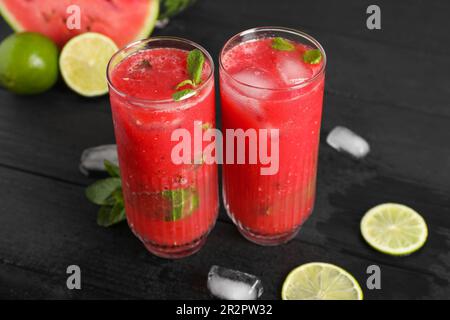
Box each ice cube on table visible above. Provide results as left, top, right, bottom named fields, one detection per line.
left=232, top=68, right=276, bottom=99
left=79, top=144, right=118, bottom=176
left=276, top=55, right=312, bottom=86
left=326, top=126, right=370, bottom=159
left=207, top=265, right=263, bottom=300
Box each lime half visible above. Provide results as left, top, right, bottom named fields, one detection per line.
left=361, top=203, right=428, bottom=256
left=282, top=262, right=363, bottom=300
left=59, top=32, right=118, bottom=97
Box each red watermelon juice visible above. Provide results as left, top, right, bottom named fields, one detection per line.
left=107, top=38, right=218, bottom=258
left=220, top=28, right=326, bottom=245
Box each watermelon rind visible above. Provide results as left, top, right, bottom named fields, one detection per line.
left=135, top=0, right=160, bottom=47
left=0, top=0, right=160, bottom=48
left=0, top=1, right=24, bottom=32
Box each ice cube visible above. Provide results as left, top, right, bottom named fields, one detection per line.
left=222, top=76, right=266, bottom=120
left=79, top=144, right=118, bottom=176
left=232, top=68, right=275, bottom=99
left=246, top=99, right=265, bottom=121
left=326, top=126, right=370, bottom=159
left=207, top=265, right=263, bottom=300
left=229, top=90, right=265, bottom=120
left=277, top=55, right=312, bottom=85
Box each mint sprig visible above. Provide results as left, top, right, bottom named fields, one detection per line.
left=271, top=37, right=295, bottom=51
left=104, top=159, right=120, bottom=177
left=303, top=49, right=322, bottom=64
left=85, top=160, right=200, bottom=225
left=97, top=201, right=126, bottom=227
left=85, top=177, right=121, bottom=205
left=85, top=160, right=125, bottom=227
left=173, top=48, right=205, bottom=101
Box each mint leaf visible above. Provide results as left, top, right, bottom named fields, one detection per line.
left=187, top=49, right=205, bottom=85
left=112, top=187, right=124, bottom=205
left=175, top=79, right=195, bottom=90
left=97, top=202, right=126, bottom=227
left=162, top=188, right=199, bottom=221
left=271, top=37, right=295, bottom=51
left=173, top=89, right=196, bottom=101
left=85, top=177, right=121, bottom=205
left=303, top=49, right=322, bottom=64
left=172, top=49, right=205, bottom=101
left=104, top=160, right=120, bottom=177
left=86, top=161, right=125, bottom=227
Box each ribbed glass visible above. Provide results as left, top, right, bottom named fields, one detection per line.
left=107, top=38, right=218, bottom=258
left=219, top=27, right=326, bottom=245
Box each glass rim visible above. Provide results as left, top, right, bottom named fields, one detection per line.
left=106, top=37, right=215, bottom=104
left=219, top=26, right=327, bottom=91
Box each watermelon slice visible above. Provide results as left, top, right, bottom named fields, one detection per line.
left=0, top=0, right=159, bottom=48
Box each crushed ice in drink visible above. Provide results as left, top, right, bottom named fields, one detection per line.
left=326, top=126, right=370, bottom=158
left=232, top=68, right=275, bottom=99
left=79, top=144, right=118, bottom=176
left=276, top=55, right=312, bottom=85
left=207, top=265, right=263, bottom=300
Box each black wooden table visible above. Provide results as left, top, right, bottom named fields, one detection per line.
left=0, top=0, right=449, bottom=300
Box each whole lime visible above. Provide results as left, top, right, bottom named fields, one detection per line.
left=0, top=32, right=59, bottom=94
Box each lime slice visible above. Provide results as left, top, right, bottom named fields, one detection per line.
left=59, top=32, right=118, bottom=97
left=282, top=262, right=363, bottom=300
left=361, top=203, right=428, bottom=256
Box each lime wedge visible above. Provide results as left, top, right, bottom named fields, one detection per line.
left=361, top=203, right=428, bottom=256
left=59, top=32, right=118, bottom=97
left=282, top=262, right=363, bottom=300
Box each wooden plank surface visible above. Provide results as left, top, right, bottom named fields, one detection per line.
left=0, top=0, right=449, bottom=299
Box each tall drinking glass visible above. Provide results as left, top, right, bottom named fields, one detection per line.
left=107, top=38, right=218, bottom=258
left=219, top=27, right=326, bottom=245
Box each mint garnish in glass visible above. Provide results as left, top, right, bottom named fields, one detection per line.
left=162, top=188, right=199, bottom=221
left=271, top=37, right=295, bottom=51
left=303, top=49, right=322, bottom=64
left=173, top=48, right=205, bottom=101
left=86, top=160, right=200, bottom=225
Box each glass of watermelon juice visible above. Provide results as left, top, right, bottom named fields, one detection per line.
left=219, top=27, right=326, bottom=245
left=107, top=38, right=218, bottom=258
